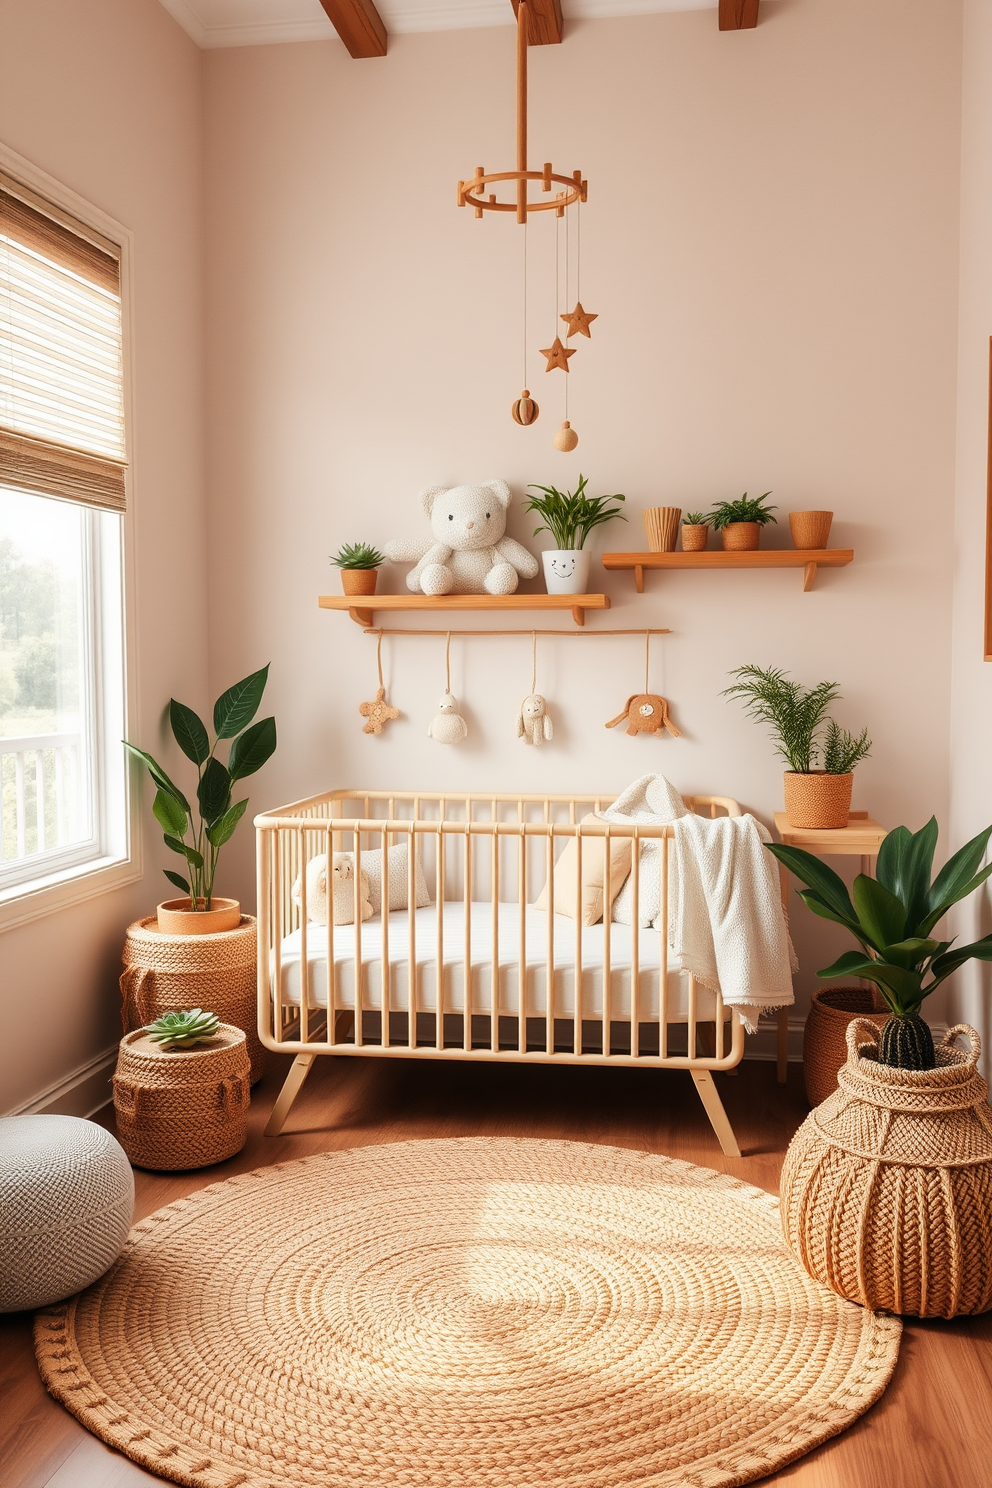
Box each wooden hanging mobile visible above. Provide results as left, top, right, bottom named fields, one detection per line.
left=605, top=631, right=681, bottom=738
left=358, top=631, right=400, bottom=735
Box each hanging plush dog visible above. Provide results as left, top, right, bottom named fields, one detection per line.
left=606, top=693, right=681, bottom=738
left=518, top=693, right=553, bottom=746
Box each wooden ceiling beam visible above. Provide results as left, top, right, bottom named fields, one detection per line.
left=719, top=0, right=759, bottom=29
left=510, top=0, right=564, bottom=47
left=319, top=0, right=387, bottom=58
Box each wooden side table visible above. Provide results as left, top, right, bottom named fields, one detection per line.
left=773, top=811, right=887, bottom=1085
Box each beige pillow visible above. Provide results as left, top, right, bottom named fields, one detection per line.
left=534, top=814, right=633, bottom=926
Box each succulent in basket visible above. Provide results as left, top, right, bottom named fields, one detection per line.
left=147, top=1009, right=221, bottom=1049
left=709, top=492, right=777, bottom=551
left=330, top=542, right=386, bottom=597
left=680, top=511, right=710, bottom=551
left=767, top=819, right=992, bottom=1070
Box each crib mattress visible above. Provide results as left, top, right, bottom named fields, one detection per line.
left=273, top=901, right=727, bottom=1022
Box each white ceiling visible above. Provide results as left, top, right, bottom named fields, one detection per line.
left=157, top=0, right=717, bottom=49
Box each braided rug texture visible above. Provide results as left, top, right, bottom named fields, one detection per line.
left=35, top=1137, right=900, bottom=1488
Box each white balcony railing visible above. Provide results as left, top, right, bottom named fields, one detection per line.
left=1, top=732, right=85, bottom=863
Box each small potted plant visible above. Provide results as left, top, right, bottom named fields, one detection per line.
left=524, top=474, right=626, bottom=594
left=709, top=492, right=777, bottom=551
left=331, top=542, right=386, bottom=597
left=724, top=664, right=871, bottom=830
left=680, top=512, right=710, bottom=552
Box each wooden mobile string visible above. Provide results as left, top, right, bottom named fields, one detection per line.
left=358, top=630, right=400, bottom=736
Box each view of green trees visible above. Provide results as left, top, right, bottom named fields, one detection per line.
left=0, top=534, right=79, bottom=735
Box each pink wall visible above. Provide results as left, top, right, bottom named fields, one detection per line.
left=203, top=0, right=964, bottom=1043
left=0, top=0, right=207, bottom=1112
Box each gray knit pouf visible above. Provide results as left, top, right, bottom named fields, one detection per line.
left=0, top=1114, right=134, bottom=1312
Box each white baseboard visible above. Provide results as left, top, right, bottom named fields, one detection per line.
left=8, top=1044, right=118, bottom=1120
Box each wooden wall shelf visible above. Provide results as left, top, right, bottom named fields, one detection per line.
left=601, top=549, right=855, bottom=593
left=319, top=593, right=611, bottom=627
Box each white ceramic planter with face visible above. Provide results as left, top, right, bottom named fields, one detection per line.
left=542, top=549, right=591, bottom=594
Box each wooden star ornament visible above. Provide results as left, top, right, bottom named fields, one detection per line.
left=359, top=687, right=400, bottom=735
left=561, top=302, right=598, bottom=339
left=540, top=336, right=575, bottom=373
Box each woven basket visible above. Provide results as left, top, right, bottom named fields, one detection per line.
left=782, top=771, right=852, bottom=829
left=803, top=987, right=888, bottom=1106
left=720, top=522, right=760, bottom=550
left=788, top=510, right=833, bottom=549
left=120, top=916, right=262, bottom=1083
left=113, top=1025, right=250, bottom=1171
left=781, top=1019, right=992, bottom=1318
left=680, top=524, right=708, bottom=552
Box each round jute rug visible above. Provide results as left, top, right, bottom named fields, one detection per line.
left=35, top=1137, right=900, bottom=1488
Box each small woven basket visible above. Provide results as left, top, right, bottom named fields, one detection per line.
left=782, top=771, right=852, bottom=829
left=781, top=1019, right=992, bottom=1317
left=113, top=1025, right=250, bottom=1171
left=803, top=987, right=888, bottom=1106
left=120, top=915, right=263, bottom=1083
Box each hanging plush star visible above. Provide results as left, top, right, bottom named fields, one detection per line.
left=560, top=302, right=598, bottom=339
left=359, top=687, right=400, bottom=735
left=540, top=336, right=575, bottom=373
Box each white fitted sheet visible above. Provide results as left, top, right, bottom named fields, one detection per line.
left=274, top=901, right=727, bottom=1022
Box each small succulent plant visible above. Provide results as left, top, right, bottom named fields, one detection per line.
left=330, top=542, right=386, bottom=570
left=147, top=1008, right=221, bottom=1049
left=682, top=511, right=709, bottom=526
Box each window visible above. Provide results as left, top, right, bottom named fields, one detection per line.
left=0, top=166, right=130, bottom=910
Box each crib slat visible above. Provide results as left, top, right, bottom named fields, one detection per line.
left=257, top=826, right=272, bottom=1043
left=518, top=826, right=526, bottom=1054
left=381, top=824, right=390, bottom=1047
left=545, top=826, right=554, bottom=1055
left=408, top=824, right=417, bottom=1050
left=353, top=829, right=364, bottom=1047
left=491, top=825, right=499, bottom=1053
left=688, top=974, right=698, bottom=1062
left=573, top=826, right=583, bottom=1056
left=630, top=830, right=640, bottom=1058
left=273, top=831, right=284, bottom=1045
left=661, top=830, right=669, bottom=1060
left=463, top=823, right=471, bottom=1052
left=299, top=828, right=310, bottom=1046
left=603, top=821, right=612, bottom=1057
left=436, top=827, right=445, bottom=1051
left=326, top=827, right=336, bottom=1048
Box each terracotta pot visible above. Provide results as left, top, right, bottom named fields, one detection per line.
left=803, top=986, right=888, bottom=1107
left=783, top=771, right=853, bottom=829
left=781, top=1020, right=992, bottom=1317
left=644, top=507, right=681, bottom=552
left=341, top=568, right=378, bottom=596
left=788, top=511, right=833, bottom=550
left=720, top=522, right=761, bottom=551
left=680, top=524, right=708, bottom=552
left=156, top=898, right=241, bottom=936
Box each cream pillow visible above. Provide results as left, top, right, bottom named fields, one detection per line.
left=360, top=842, right=431, bottom=915
left=534, top=815, right=633, bottom=926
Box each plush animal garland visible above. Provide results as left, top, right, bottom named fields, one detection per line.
left=429, top=634, right=468, bottom=744
left=518, top=633, right=554, bottom=746
left=359, top=632, right=400, bottom=736
left=606, top=632, right=681, bottom=739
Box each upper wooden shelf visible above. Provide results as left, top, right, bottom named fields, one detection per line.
left=601, top=549, right=855, bottom=593
left=319, top=593, right=611, bottom=627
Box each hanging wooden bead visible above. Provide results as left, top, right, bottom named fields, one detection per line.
left=554, top=420, right=578, bottom=452
left=512, top=389, right=539, bottom=425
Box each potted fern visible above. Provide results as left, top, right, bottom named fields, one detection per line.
left=331, top=542, right=385, bottom=597
left=724, top=665, right=871, bottom=829
left=709, top=492, right=777, bottom=551
left=524, top=474, right=626, bottom=594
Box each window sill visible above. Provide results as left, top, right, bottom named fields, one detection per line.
left=0, top=852, right=142, bottom=933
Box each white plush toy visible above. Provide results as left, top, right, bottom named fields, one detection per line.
left=429, top=691, right=468, bottom=744
left=386, top=480, right=539, bottom=595
left=291, top=852, right=373, bottom=926
left=518, top=693, right=553, bottom=746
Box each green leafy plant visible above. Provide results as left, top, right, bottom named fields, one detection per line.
left=723, top=665, right=871, bottom=775
left=523, top=474, right=626, bottom=550
left=330, top=542, right=386, bottom=570
left=682, top=511, right=709, bottom=526
left=124, top=666, right=276, bottom=910
left=709, top=492, right=777, bottom=529
left=147, top=1009, right=220, bottom=1049
left=767, top=820, right=992, bottom=1069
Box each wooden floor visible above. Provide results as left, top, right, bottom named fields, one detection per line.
left=2, top=1054, right=990, bottom=1488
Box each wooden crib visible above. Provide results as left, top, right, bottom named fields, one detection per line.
left=255, top=789, right=748, bottom=1155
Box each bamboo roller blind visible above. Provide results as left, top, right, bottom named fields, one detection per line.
left=0, top=176, right=126, bottom=513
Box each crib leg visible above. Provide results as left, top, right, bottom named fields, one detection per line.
left=265, top=1054, right=317, bottom=1137
left=690, top=1069, right=741, bottom=1158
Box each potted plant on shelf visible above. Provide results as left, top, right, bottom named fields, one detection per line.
left=524, top=474, right=626, bottom=594
left=709, top=492, right=777, bottom=551
left=680, top=512, right=710, bottom=552
left=769, top=820, right=992, bottom=1318
left=124, top=665, right=277, bottom=933
left=724, top=664, right=871, bottom=830
left=330, top=542, right=386, bottom=597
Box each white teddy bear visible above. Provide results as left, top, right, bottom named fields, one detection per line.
left=386, top=480, right=539, bottom=595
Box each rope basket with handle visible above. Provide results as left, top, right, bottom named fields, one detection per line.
left=113, top=1024, right=251, bottom=1171
left=120, top=915, right=263, bottom=1082
left=781, top=1018, right=992, bottom=1317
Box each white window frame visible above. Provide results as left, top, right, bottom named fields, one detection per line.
left=0, top=142, right=140, bottom=933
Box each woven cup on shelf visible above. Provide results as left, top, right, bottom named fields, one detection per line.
left=113, top=1025, right=251, bottom=1172
left=781, top=1020, right=992, bottom=1317
left=782, top=771, right=852, bottom=830
left=788, top=511, right=833, bottom=549
left=644, top=507, right=681, bottom=552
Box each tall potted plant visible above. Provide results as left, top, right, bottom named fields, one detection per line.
left=724, top=664, right=871, bottom=829
left=524, top=474, right=626, bottom=594
left=709, top=492, right=777, bottom=551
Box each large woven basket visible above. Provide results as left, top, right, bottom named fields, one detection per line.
left=781, top=1019, right=992, bottom=1318
left=803, top=987, right=888, bottom=1106
left=113, top=1025, right=250, bottom=1172
left=120, top=915, right=262, bottom=1083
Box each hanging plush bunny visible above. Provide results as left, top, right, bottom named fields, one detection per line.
left=518, top=693, right=553, bottom=745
